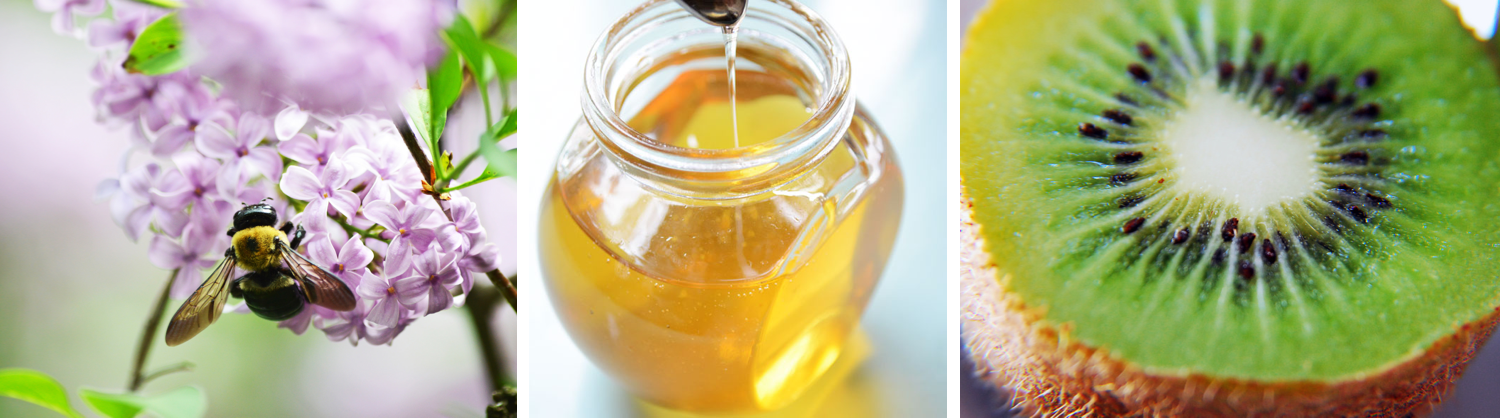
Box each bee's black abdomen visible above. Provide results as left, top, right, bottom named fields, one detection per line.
left=238, top=270, right=305, bottom=321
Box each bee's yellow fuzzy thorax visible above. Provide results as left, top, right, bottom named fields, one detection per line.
left=233, top=226, right=287, bottom=272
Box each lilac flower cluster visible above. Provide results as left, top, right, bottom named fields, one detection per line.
left=69, top=0, right=497, bottom=345
left=178, top=0, right=453, bottom=114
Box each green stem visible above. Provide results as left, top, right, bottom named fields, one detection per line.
left=479, top=80, right=495, bottom=128
left=446, top=152, right=483, bottom=186
left=128, top=270, right=177, bottom=392
left=465, top=284, right=511, bottom=391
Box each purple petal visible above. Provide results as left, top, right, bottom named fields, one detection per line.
left=194, top=123, right=239, bottom=160
left=147, top=235, right=187, bottom=269
left=340, top=236, right=375, bottom=268
left=405, top=229, right=436, bottom=252
left=402, top=204, right=435, bottom=228
left=122, top=205, right=152, bottom=242
left=328, top=190, right=360, bottom=218
left=278, top=166, right=322, bottom=200
left=461, top=242, right=503, bottom=273
left=306, top=236, right=338, bottom=266
left=277, top=133, right=322, bottom=166
left=152, top=125, right=195, bottom=157
left=153, top=207, right=190, bottom=237
left=393, top=276, right=428, bottom=307
left=356, top=273, right=391, bottom=300
left=365, top=296, right=400, bottom=327
left=426, top=284, right=453, bottom=314
left=278, top=309, right=314, bottom=335
left=244, top=147, right=284, bottom=181
left=169, top=267, right=205, bottom=300
left=274, top=105, right=309, bottom=141
left=362, top=201, right=400, bottom=230
left=235, top=114, right=271, bottom=147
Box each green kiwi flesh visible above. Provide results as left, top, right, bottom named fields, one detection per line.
left=962, top=0, right=1500, bottom=384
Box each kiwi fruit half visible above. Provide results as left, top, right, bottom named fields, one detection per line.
left=960, top=0, right=1500, bottom=416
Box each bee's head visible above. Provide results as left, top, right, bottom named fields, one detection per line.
left=232, top=203, right=278, bottom=231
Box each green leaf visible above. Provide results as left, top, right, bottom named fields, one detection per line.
left=123, top=13, right=190, bottom=75
left=80, top=386, right=205, bottom=418
left=400, top=89, right=434, bottom=145
left=442, top=16, right=496, bottom=84
left=428, top=51, right=464, bottom=148
left=486, top=44, right=517, bottom=80
left=0, top=369, right=82, bottom=418
left=491, top=108, right=518, bottom=142
left=128, top=0, right=183, bottom=8
left=477, top=110, right=518, bottom=179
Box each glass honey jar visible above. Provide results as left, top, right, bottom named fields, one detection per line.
left=539, top=0, right=903, bottom=412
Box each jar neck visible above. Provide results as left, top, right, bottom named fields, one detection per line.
left=582, top=0, right=852, bottom=198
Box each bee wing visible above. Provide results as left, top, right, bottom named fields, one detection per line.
left=279, top=240, right=357, bottom=311
left=164, top=254, right=237, bottom=346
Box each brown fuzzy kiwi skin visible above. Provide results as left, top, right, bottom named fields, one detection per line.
left=960, top=191, right=1500, bottom=418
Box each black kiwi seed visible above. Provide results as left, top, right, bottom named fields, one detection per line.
left=1261, top=64, right=1278, bottom=85
left=1291, top=62, right=1310, bottom=85
left=1351, top=103, right=1381, bottom=119
left=1237, top=233, right=1257, bottom=254
left=1114, top=151, right=1144, bottom=164
left=1333, top=183, right=1356, bottom=194
left=1172, top=228, right=1190, bottom=244
left=1123, top=217, right=1146, bottom=234
left=1340, top=151, right=1370, bottom=165
left=1136, top=42, right=1156, bottom=61
left=1261, top=241, right=1278, bottom=265
left=1115, top=93, right=1139, bottom=106
left=1079, top=122, right=1109, bottom=139
left=1348, top=205, right=1369, bottom=223
left=1110, top=172, right=1137, bottom=185
left=1221, top=218, right=1239, bottom=241
left=1128, top=64, right=1153, bottom=83
left=1102, top=109, right=1134, bottom=126
left=1356, top=69, right=1378, bottom=89
left=1359, top=129, right=1388, bottom=140
left=1217, top=61, right=1235, bottom=81
left=1366, top=193, right=1391, bottom=208
left=1313, top=78, right=1339, bottom=104
left=1237, top=260, right=1255, bottom=281
left=1118, top=195, right=1144, bottom=208
left=1250, top=33, right=1264, bottom=55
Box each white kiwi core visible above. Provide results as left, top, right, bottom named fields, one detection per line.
left=1161, top=77, right=1320, bottom=214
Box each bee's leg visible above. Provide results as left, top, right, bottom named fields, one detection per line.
left=224, top=247, right=234, bottom=258
left=286, top=223, right=307, bottom=250
left=229, top=275, right=245, bottom=299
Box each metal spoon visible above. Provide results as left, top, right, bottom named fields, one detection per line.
left=673, top=0, right=748, bottom=27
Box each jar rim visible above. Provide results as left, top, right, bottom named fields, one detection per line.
left=582, top=0, right=854, bottom=194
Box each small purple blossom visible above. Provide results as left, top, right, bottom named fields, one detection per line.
left=364, top=201, right=437, bottom=252
left=306, top=235, right=374, bottom=285
left=395, top=250, right=459, bottom=315
left=281, top=160, right=361, bottom=229
left=356, top=249, right=410, bottom=328
left=197, top=112, right=283, bottom=195
left=152, top=153, right=224, bottom=212
left=149, top=213, right=226, bottom=299
left=153, top=87, right=233, bottom=157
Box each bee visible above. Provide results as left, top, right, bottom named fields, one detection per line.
left=165, top=203, right=356, bottom=346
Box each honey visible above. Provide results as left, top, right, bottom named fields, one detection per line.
left=541, top=0, right=903, bottom=412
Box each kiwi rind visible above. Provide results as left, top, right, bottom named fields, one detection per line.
left=962, top=193, right=1500, bottom=417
